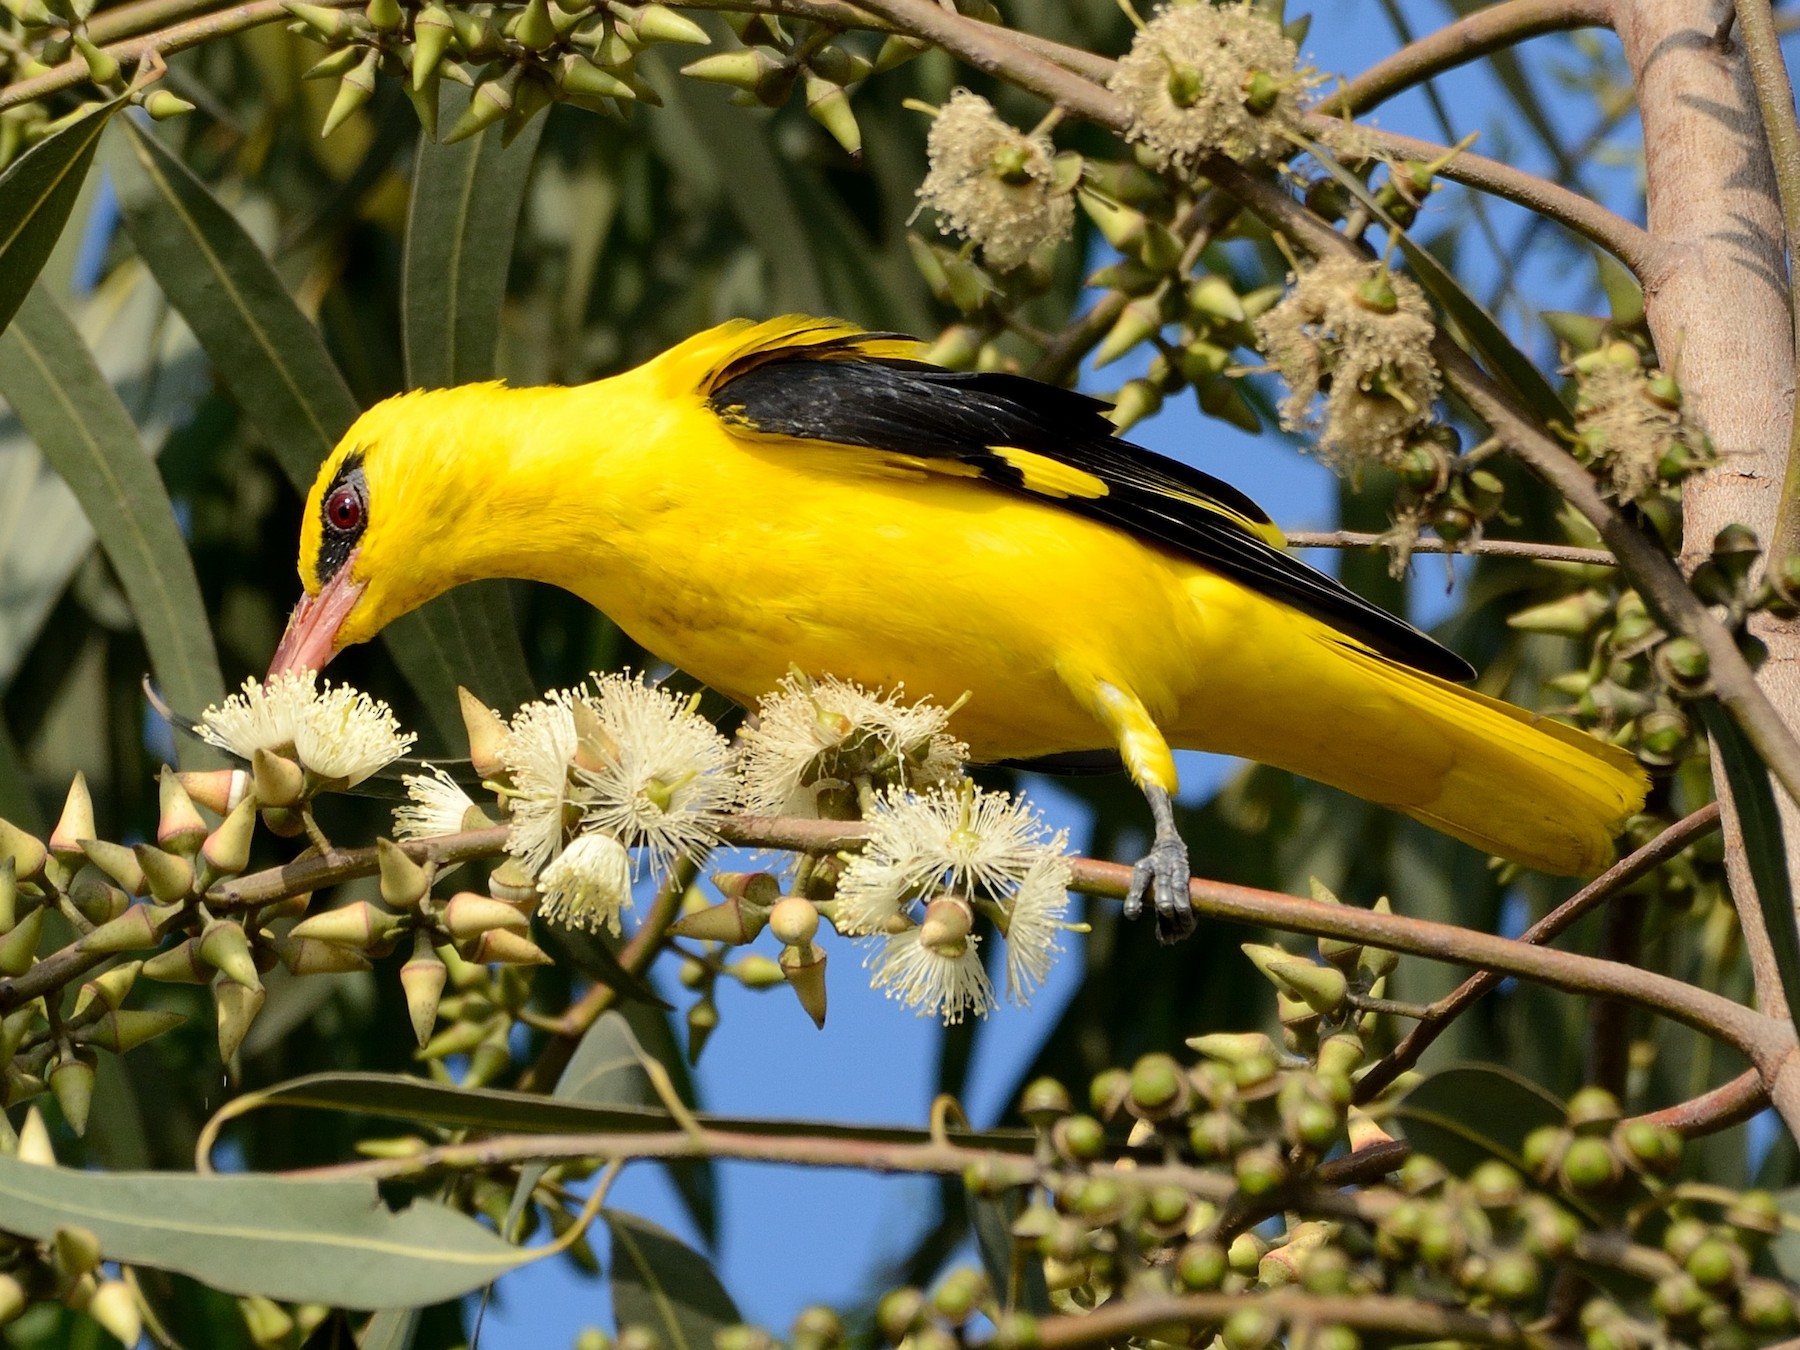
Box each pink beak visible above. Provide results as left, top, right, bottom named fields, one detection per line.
left=269, top=565, right=365, bottom=677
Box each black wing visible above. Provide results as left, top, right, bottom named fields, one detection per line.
left=710, top=356, right=1473, bottom=681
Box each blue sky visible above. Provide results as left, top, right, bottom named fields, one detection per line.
left=478, top=1, right=1651, bottom=1341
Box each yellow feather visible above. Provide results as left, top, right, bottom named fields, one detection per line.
left=301, top=319, right=1648, bottom=877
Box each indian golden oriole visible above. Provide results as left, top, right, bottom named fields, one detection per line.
left=270, top=315, right=1648, bottom=941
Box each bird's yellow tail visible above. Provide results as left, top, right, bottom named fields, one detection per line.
left=1175, top=618, right=1649, bottom=875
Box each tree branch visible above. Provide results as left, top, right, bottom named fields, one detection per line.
left=1322, top=0, right=1615, bottom=117
left=1625, top=1068, right=1768, bottom=1138
left=1282, top=529, right=1615, bottom=566
left=1354, top=803, right=1723, bottom=1102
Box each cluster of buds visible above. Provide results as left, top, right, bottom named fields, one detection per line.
left=1512, top=523, right=1783, bottom=770
left=668, top=871, right=805, bottom=1048
left=0, top=1109, right=142, bottom=1342
left=1564, top=337, right=1713, bottom=509
left=280, top=0, right=707, bottom=143
left=1239, top=879, right=1398, bottom=1057
left=574, top=1308, right=846, bottom=1350
left=0, top=5, right=191, bottom=170
left=1377, top=424, right=1509, bottom=576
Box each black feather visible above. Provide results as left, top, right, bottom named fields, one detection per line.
left=711, top=357, right=1474, bottom=682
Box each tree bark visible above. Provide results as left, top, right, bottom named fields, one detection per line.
left=1616, top=0, right=1797, bottom=1015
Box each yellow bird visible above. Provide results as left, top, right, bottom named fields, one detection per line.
left=271, top=315, right=1647, bottom=941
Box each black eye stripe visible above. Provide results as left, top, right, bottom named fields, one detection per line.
left=317, top=451, right=367, bottom=585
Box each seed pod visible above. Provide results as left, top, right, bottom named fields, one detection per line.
left=1125, top=1051, right=1188, bottom=1121
left=1656, top=636, right=1710, bottom=692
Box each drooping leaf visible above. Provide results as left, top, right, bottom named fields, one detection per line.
left=111, top=118, right=536, bottom=727
left=1701, top=703, right=1800, bottom=1032
left=0, top=283, right=226, bottom=733
left=0, top=98, right=123, bottom=337
left=1388, top=1062, right=1564, bottom=1173
left=1305, top=142, right=1571, bottom=431
left=606, top=1210, right=739, bottom=1350
left=402, top=83, right=547, bottom=388
left=0, top=1153, right=548, bottom=1308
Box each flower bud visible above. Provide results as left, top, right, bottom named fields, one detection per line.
left=1509, top=590, right=1610, bottom=637
left=1107, top=379, right=1163, bottom=431
left=144, top=936, right=212, bottom=984
left=71, top=960, right=141, bottom=1020
left=240, top=1294, right=296, bottom=1347
left=1094, top=297, right=1163, bottom=369
left=157, top=767, right=209, bottom=855
left=464, top=928, right=553, bottom=966
left=0, top=1274, right=24, bottom=1325
left=804, top=75, right=861, bottom=157
left=48, top=773, right=95, bottom=863
left=50, top=1052, right=96, bottom=1135
left=280, top=936, right=375, bottom=975
left=321, top=48, right=380, bottom=138
left=202, top=795, right=258, bottom=877
left=727, top=954, right=784, bottom=988
left=1268, top=957, right=1348, bottom=1014
left=1018, top=1077, right=1071, bottom=1126
left=252, top=748, right=305, bottom=809
left=82, top=1008, right=185, bottom=1055
left=0, top=858, right=12, bottom=932
left=0, top=907, right=45, bottom=976
left=0, top=818, right=45, bottom=881
left=79, top=900, right=179, bottom=954
left=768, top=895, right=819, bottom=946
left=1125, top=1051, right=1188, bottom=1121
left=443, top=891, right=531, bottom=940
left=132, top=842, right=193, bottom=903
left=54, top=1223, right=102, bottom=1276
left=681, top=48, right=783, bottom=94
left=669, top=896, right=768, bottom=944
left=780, top=941, right=828, bottom=1028
left=200, top=918, right=261, bottom=989
left=215, top=973, right=266, bottom=1061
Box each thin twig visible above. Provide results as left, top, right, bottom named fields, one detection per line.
left=1624, top=1068, right=1768, bottom=1138
left=1283, top=529, right=1615, bottom=566
left=1355, top=803, right=1723, bottom=1102
left=1732, top=0, right=1800, bottom=564
left=1323, top=0, right=1615, bottom=117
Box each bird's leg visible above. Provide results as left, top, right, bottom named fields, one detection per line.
left=1083, top=679, right=1197, bottom=943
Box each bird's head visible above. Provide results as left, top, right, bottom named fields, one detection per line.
left=270, top=392, right=499, bottom=676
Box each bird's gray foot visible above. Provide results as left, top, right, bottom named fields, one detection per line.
left=1124, top=785, right=1195, bottom=944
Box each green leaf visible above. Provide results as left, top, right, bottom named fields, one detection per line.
left=358, top=1307, right=420, bottom=1350
left=0, top=283, right=226, bottom=732
left=1700, top=703, right=1800, bottom=1031
left=0, top=99, right=123, bottom=337
left=1388, top=1063, right=1564, bottom=1173
left=970, top=1186, right=1051, bottom=1316
left=0, top=1153, right=547, bottom=1308
left=1305, top=142, right=1571, bottom=431
left=110, top=118, right=536, bottom=728
left=606, top=1209, right=739, bottom=1350
left=403, top=83, right=547, bottom=388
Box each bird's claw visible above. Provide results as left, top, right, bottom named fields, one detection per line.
left=1126, top=834, right=1195, bottom=944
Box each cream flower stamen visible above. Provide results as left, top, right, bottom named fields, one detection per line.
left=917, top=89, right=1076, bottom=272
left=867, top=924, right=997, bottom=1025
left=538, top=831, right=635, bottom=935
left=393, top=765, right=483, bottom=841
left=198, top=673, right=319, bottom=761
left=500, top=690, right=581, bottom=874
left=291, top=683, right=415, bottom=786
left=998, top=854, right=1076, bottom=1003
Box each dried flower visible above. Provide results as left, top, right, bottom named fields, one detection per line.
left=393, top=765, right=481, bottom=841
left=199, top=674, right=413, bottom=788
left=736, top=672, right=968, bottom=817
left=1255, top=257, right=1441, bottom=472
left=499, top=690, right=581, bottom=874
left=1108, top=1, right=1304, bottom=171
left=866, top=924, right=996, bottom=1024
left=1571, top=348, right=1712, bottom=502
left=538, top=831, right=635, bottom=934
left=573, top=673, right=735, bottom=868
left=917, top=89, right=1075, bottom=272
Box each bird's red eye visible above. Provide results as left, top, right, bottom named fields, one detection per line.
left=324, top=486, right=363, bottom=534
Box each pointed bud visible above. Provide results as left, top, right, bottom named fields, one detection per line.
left=53, top=1223, right=102, bottom=1276
left=143, top=91, right=195, bottom=119
left=0, top=907, right=45, bottom=976
left=82, top=1007, right=185, bottom=1054
left=624, top=1, right=705, bottom=43
left=283, top=0, right=358, bottom=39
left=1267, top=959, right=1348, bottom=1015
left=50, top=1054, right=96, bottom=1135
left=279, top=936, right=375, bottom=975
left=239, top=1295, right=295, bottom=1348
left=86, top=1280, right=141, bottom=1347
left=507, top=0, right=555, bottom=47
left=768, top=896, right=819, bottom=947
left=74, top=34, right=119, bottom=84
left=1186, top=274, right=1246, bottom=324
left=202, top=795, right=258, bottom=877
left=487, top=857, right=537, bottom=905
left=556, top=52, right=634, bottom=100
left=48, top=774, right=95, bottom=862
left=443, top=67, right=517, bottom=143
left=1106, top=379, right=1163, bottom=431
left=66, top=864, right=126, bottom=926
left=366, top=0, right=402, bottom=28
left=401, top=931, right=447, bottom=1046
left=680, top=48, right=782, bottom=94
left=411, top=2, right=453, bottom=87
left=374, top=838, right=430, bottom=910
left=668, top=897, right=766, bottom=944
left=1359, top=899, right=1398, bottom=978
left=685, top=995, right=719, bottom=1062
left=419, top=1013, right=500, bottom=1059
left=252, top=748, right=305, bottom=808
left=133, top=843, right=193, bottom=903
left=303, top=43, right=364, bottom=79
left=463, top=928, right=552, bottom=965
left=158, top=767, right=209, bottom=855
left=1187, top=1030, right=1277, bottom=1063
left=0, top=1274, right=24, bottom=1325
left=290, top=900, right=403, bottom=948
left=1079, top=192, right=1146, bottom=252
left=1094, top=297, right=1162, bottom=369
left=3, top=1071, right=48, bottom=1109
left=78, top=902, right=180, bottom=955
left=403, top=65, right=441, bottom=136
left=872, top=32, right=927, bottom=73
left=143, top=936, right=211, bottom=984
left=779, top=941, right=828, bottom=1029
left=0, top=818, right=45, bottom=881
left=442, top=892, right=531, bottom=940
left=200, top=918, right=260, bottom=989
left=178, top=770, right=249, bottom=816
left=804, top=75, right=860, bottom=156
left=457, top=688, right=509, bottom=778
left=1508, top=590, right=1609, bottom=637
left=214, top=975, right=265, bottom=1061
left=80, top=838, right=144, bottom=895
left=16, top=1105, right=54, bottom=1164
left=728, top=954, right=785, bottom=988
left=322, top=48, right=380, bottom=137
left=72, top=960, right=141, bottom=1019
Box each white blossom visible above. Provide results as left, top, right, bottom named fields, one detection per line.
left=393, top=765, right=481, bottom=841
left=538, top=831, right=635, bottom=935
left=291, top=682, right=415, bottom=785
left=197, top=673, right=319, bottom=760
left=998, top=854, right=1076, bottom=1003
left=866, top=926, right=997, bottom=1025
